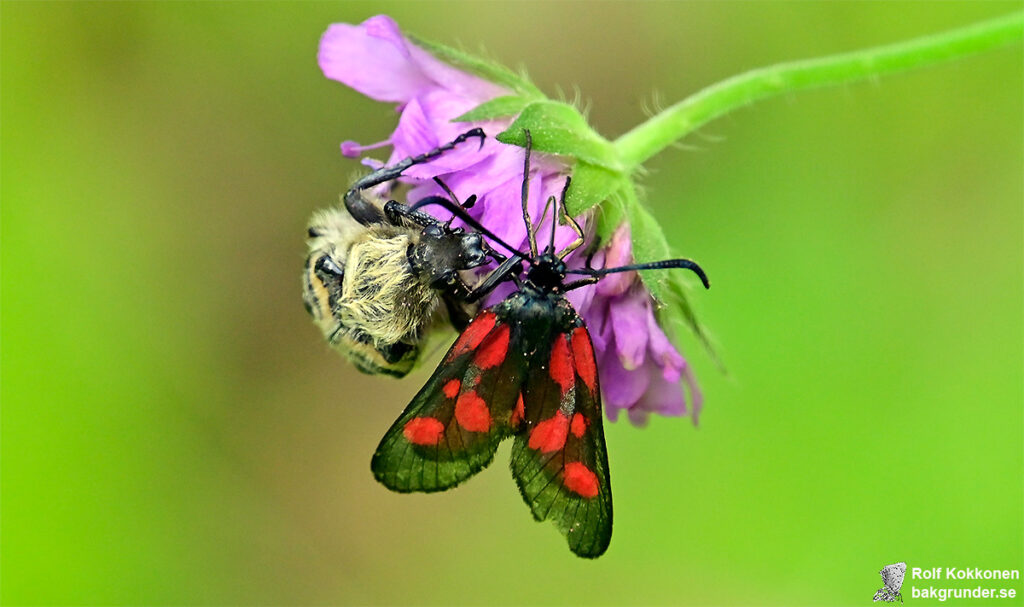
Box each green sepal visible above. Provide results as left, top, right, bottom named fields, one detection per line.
left=496, top=101, right=620, bottom=170
left=624, top=193, right=671, bottom=281
left=593, top=195, right=627, bottom=245
left=409, top=35, right=544, bottom=98
left=623, top=189, right=715, bottom=358
left=661, top=276, right=721, bottom=368
left=453, top=95, right=536, bottom=123
left=566, top=161, right=629, bottom=218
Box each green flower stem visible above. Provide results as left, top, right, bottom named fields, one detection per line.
left=614, top=11, right=1024, bottom=169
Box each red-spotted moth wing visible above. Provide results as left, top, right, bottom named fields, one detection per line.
left=371, top=310, right=525, bottom=492
left=371, top=293, right=613, bottom=557
left=509, top=323, right=612, bottom=558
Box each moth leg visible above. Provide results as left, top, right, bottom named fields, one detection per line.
left=555, top=177, right=586, bottom=260
left=563, top=277, right=599, bottom=292
left=344, top=128, right=486, bottom=225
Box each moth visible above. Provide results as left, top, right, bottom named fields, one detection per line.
left=873, top=562, right=906, bottom=603
left=371, top=131, right=710, bottom=557
left=304, top=128, right=512, bottom=377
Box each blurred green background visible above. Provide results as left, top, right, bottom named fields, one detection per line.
left=2, top=2, right=1021, bottom=605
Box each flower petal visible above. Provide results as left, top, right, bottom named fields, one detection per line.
left=320, top=15, right=506, bottom=104
left=319, top=17, right=434, bottom=103
left=609, top=291, right=649, bottom=370
left=595, top=224, right=635, bottom=297
left=630, top=371, right=688, bottom=424
left=601, top=354, right=652, bottom=413
left=644, top=304, right=685, bottom=383
left=402, top=33, right=508, bottom=100
left=389, top=94, right=499, bottom=177
left=598, top=325, right=651, bottom=412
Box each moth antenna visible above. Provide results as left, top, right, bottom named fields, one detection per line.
left=521, top=130, right=538, bottom=258
left=567, top=258, right=710, bottom=289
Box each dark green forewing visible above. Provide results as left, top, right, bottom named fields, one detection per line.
left=371, top=310, right=525, bottom=492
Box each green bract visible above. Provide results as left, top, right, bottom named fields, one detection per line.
left=452, top=95, right=534, bottom=122
left=495, top=102, right=619, bottom=169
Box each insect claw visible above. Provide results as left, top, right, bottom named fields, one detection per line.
left=460, top=127, right=486, bottom=149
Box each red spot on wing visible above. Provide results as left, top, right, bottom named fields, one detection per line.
left=455, top=391, right=491, bottom=432
left=448, top=312, right=497, bottom=361
left=403, top=417, right=445, bottom=445
left=510, top=393, right=525, bottom=428
left=563, top=461, right=599, bottom=498
left=549, top=335, right=575, bottom=395
left=528, top=412, right=570, bottom=452
left=473, top=323, right=510, bottom=369
left=442, top=379, right=461, bottom=399
left=570, top=413, right=587, bottom=438
left=571, top=327, right=597, bottom=393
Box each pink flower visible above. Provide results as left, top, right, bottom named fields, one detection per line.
left=584, top=225, right=703, bottom=425
left=319, top=16, right=702, bottom=425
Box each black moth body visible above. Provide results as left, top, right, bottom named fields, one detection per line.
left=371, top=130, right=710, bottom=558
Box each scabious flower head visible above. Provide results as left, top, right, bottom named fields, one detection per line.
left=319, top=15, right=703, bottom=425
